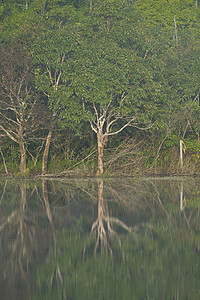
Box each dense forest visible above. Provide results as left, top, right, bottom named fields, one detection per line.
left=0, top=0, right=200, bottom=176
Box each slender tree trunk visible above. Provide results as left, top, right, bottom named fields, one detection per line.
left=174, top=15, right=178, bottom=46
left=96, top=132, right=104, bottom=176
left=0, top=146, right=8, bottom=174
left=42, top=130, right=52, bottom=175
left=20, top=141, right=26, bottom=175
left=19, top=126, right=26, bottom=175
left=180, top=140, right=184, bottom=169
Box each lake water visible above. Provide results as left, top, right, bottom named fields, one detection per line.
left=0, top=177, right=199, bottom=300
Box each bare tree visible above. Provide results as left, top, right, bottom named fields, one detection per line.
left=86, top=97, right=151, bottom=176
left=0, top=43, right=47, bottom=174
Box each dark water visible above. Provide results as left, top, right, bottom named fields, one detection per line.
left=0, top=177, right=199, bottom=300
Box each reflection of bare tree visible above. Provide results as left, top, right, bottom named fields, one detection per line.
left=91, top=180, right=133, bottom=253
left=0, top=180, right=58, bottom=299
left=0, top=182, right=32, bottom=299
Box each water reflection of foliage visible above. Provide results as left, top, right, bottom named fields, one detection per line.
left=0, top=178, right=200, bottom=299
left=0, top=180, right=56, bottom=300
left=34, top=179, right=200, bottom=300
left=35, top=223, right=200, bottom=300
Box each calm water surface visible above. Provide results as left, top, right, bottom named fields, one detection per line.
left=0, top=177, right=199, bottom=300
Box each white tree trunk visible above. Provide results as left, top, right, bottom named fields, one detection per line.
left=42, top=130, right=52, bottom=175
left=96, top=133, right=104, bottom=176
left=180, top=140, right=183, bottom=168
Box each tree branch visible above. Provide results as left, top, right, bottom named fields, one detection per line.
left=107, top=117, right=136, bottom=136
left=90, top=121, right=97, bottom=133
left=0, top=125, right=18, bottom=143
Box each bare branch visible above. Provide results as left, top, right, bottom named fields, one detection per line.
left=106, top=97, right=113, bottom=113
left=26, top=98, right=38, bottom=121
left=93, top=103, right=99, bottom=119
left=0, top=112, right=19, bottom=126
left=0, top=125, right=18, bottom=143
left=82, top=97, right=85, bottom=110
left=143, top=49, right=148, bottom=60
left=106, top=116, right=119, bottom=133
left=107, top=117, right=136, bottom=136
left=17, top=73, right=26, bottom=97
left=90, top=121, right=97, bottom=133
left=120, top=91, right=127, bottom=104
left=46, top=64, right=54, bottom=86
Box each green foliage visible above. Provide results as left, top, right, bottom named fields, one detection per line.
left=1, top=0, right=200, bottom=175
left=135, top=0, right=200, bottom=32
left=164, top=134, right=180, bottom=148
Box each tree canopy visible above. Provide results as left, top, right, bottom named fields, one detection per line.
left=0, top=0, right=200, bottom=176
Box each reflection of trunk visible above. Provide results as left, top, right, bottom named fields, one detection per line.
left=180, top=183, right=186, bottom=211
left=98, top=180, right=105, bottom=234
left=20, top=182, right=26, bottom=243
left=42, top=180, right=55, bottom=241
left=42, top=180, right=53, bottom=224
left=91, top=180, right=132, bottom=253
left=93, top=180, right=107, bottom=252
left=97, top=133, right=104, bottom=176
left=19, top=126, right=26, bottom=175
left=42, top=130, right=52, bottom=175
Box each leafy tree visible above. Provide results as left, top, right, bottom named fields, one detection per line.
left=57, top=1, right=167, bottom=175
left=33, top=4, right=89, bottom=173
left=135, top=0, right=200, bottom=32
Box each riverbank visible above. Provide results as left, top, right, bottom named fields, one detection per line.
left=1, top=149, right=200, bottom=179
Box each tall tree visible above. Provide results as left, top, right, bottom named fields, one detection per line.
left=58, top=1, right=166, bottom=175
left=33, top=1, right=169, bottom=175
left=33, top=4, right=87, bottom=174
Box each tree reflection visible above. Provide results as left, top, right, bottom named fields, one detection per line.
left=33, top=178, right=200, bottom=300
left=0, top=178, right=199, bottom=300
left=91, top=180, right=133, bottom=253
left=0, top=180, right=57, bottom=300
left=0, top=182, right=31, bottom=299
left=180, top=182, right=186, bottom=211
left=42, top=180, right=56, bottom=242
